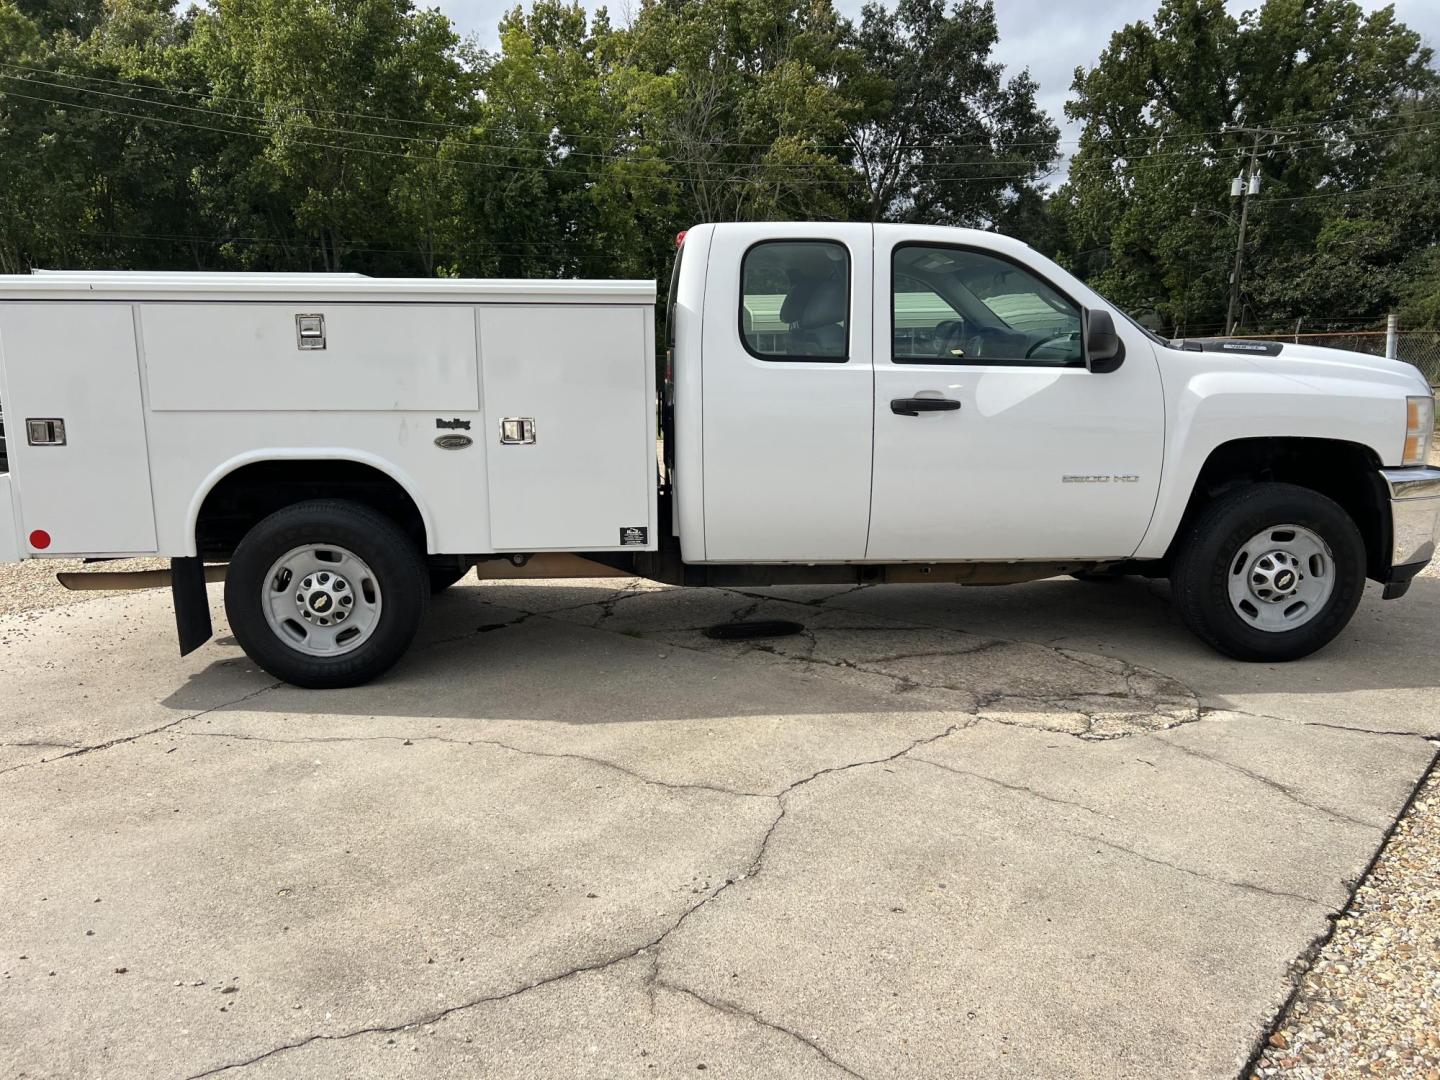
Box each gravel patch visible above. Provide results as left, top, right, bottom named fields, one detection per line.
left=1254, top=763, right=1440, bottom=1080
left=0, top=557, right=169, bottom=617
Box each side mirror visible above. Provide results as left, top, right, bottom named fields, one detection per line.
left=1083, top=308, right=1125, bottom=373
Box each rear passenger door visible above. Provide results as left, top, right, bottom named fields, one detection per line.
left=701, top=224, right=873, bottom=561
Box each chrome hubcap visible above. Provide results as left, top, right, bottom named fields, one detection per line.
left=262, top=545, right=382, bottom=656
left=1226, top=525, right=1335, bottom=632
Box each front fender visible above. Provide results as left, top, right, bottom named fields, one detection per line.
left=1134, top=355, right=1403, bottom=560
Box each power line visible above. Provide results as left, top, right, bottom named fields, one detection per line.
left=4, top=68, right=1433, bottom=194
left=0, top=69, right=1059, bottom=171
left=1, top=58, right=1433, bottom=156
left=0, top=86, right=1059, bottom=186
left=4, top=84, right=1421, bottom=209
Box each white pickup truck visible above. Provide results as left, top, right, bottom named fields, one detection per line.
left=0, top=223, right=1436, bottom=687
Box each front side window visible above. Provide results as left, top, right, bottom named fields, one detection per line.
left=893, top=245, right=1083, bottom=365
left=740, top=240, right=850, bottom=361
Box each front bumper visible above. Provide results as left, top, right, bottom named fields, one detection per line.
left=1378, top=466, right=1440, bottom=597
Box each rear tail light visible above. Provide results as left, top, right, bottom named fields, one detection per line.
left=1403, top=395, right=1435, bottom=466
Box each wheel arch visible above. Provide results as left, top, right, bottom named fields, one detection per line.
left=1162, top=437, right=1389, bottom=579
left=187, top=450, right=435, bottom=559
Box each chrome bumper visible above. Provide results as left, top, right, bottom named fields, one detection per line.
left=1380, top=466, right=1440, bottom=570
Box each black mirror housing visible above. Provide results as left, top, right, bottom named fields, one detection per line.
left=1084, top=308, right=1125, bottom=373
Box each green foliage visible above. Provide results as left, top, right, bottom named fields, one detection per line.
left=2, top=0, right=1435, bottom=338
left=846, top=0, right=1056, bottom=225
left=0, top=0, right=1056, bottom=280
left=1056, top=0, right=1439, bottom=334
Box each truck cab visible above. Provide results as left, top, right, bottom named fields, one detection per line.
left=1, top=224, right=1436, bottom=687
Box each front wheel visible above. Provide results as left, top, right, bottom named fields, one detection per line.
left=224, top=500, right=428, bottom=688
left=1170, top=482, right=1365, bottom=662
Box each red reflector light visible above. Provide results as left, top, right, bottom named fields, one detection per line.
left=29, top=529, right=52, bottom=550
left=675, top=230, right=688, bottom=248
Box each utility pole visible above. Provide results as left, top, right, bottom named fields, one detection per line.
left=1223, top=125, right=1293, bottom=337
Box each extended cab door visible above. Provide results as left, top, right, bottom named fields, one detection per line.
left=867, top=228, right=1164, bottom=561
left=700, top=223, right=873, bottom=561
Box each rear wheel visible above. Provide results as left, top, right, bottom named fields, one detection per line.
left=225, top=500, right=428, bottom=688
left=1170, top=482, right=1365, bottom=662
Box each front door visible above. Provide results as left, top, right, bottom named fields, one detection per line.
left=866, top=234, right=1164, bottom=561
left=701, top=223, right=874, bottom=561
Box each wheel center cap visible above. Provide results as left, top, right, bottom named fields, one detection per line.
left=310, top=592, right=333, bottom=613
left=1273, top=569, right=1295, bottom=590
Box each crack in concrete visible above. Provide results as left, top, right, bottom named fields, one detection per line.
left=1235, top=745, right=1440, bottom=1080
left=906, top=756, right=1117, bottom=822
left=1060, top=828, right=1331, bottom=909
left=183, top=729, right=771, bottom=800
left=1150, top=736, right=1385, bottom=832
left=0, top=681, right=283, bottom=778
left=902, top=754, right=1333, bottom=908
left=180, top=720, right=966, bottom=1078
left=184, top=944, right=649, bottom=1079
left=423, top=582, right=653, bottom=647
left=1198, top=706, right=1439, bottom=744
left=658, top=980, right=869, bottom=1078
left=976, top=687, right=1198, bottom=742
left=455, top=583, right=1207, bottom=745
left=1301, top=720, right=1440, bottom=741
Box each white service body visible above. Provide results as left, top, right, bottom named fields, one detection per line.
left=0, top=276, right=658, bottom=561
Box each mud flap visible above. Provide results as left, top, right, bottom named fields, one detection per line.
left=171, top=556, right=213, bottom=656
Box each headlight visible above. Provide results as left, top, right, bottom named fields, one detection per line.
left=1404, top=394, right=1436, bottom=466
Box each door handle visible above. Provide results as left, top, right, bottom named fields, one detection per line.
left=890, top=397, right=961, bottom=417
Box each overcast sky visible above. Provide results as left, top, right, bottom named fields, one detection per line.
left=433, top=0, right=1439, bottom=177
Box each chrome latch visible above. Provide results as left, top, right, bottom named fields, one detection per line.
left=499, top=418, right=536, bottom=445
left=295, top=313, right=326, bottom=350
left=26, top=418, right=66, bottom=446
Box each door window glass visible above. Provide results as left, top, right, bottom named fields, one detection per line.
left=740, top=240, right=850, bottom=361
left=893, top=245, right=1083, bottom=365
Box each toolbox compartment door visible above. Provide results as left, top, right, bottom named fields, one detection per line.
left=0, top=304, right=158, bottom=554
left=479, top=304, right=656, bottom=551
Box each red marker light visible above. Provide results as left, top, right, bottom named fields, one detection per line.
left=29, top=529, right=51, bottom=550
left=675, top=230, right=688, bottom=248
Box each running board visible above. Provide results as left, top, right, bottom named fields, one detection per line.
left=56, top=564, right=228, bottom=591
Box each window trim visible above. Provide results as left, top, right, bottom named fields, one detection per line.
left=890, top=241, right=1087, bottom=369
left=739, top=238, right=852, bottom=364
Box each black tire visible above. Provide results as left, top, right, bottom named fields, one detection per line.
left=1170, top=482, right=1365, bottom=662
left=225, top=500, right=428, bottom=688
left=428, top=561, right=471, bottom=594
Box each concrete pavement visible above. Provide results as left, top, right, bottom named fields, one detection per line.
left=2, top=573, right=1437, bottom=1078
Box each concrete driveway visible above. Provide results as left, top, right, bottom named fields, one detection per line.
left=2, top=572, right=1437, bottom=1079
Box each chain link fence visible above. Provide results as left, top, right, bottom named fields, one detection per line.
left=1228, top=327, right=1440, bottom=387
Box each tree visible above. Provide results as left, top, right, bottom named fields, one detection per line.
left=1058, top=0, right=1437, bottom=334
left=626, top=0, right=856, bottom=225
left=186, top=0, right=474, bottom=272
left=844, top=0, right=1057, bottom=229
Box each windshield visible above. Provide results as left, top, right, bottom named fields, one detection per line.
left=1111, top=304, right=1168, bottom=347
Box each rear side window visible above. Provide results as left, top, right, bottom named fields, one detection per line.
left=740, top=240, right=850, bottom=362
